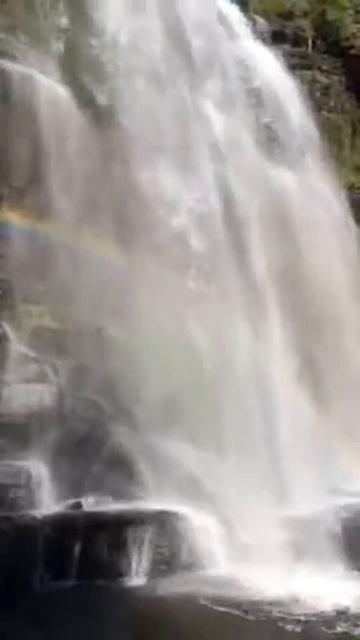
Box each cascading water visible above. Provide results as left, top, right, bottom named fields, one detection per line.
left=4, top=0, right=360, bottom=608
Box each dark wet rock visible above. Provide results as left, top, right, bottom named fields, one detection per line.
left=251, top=15, right=271, bottom=45
left=0, top=514, right=40, bottom=601
left=344, top=52, right=360, bottom=100
left=42, top=513, right=82, bottom=583
left=0, top=460, right=48, bottom=512
left=50, top=392, right=137, bottom=502
left=0, top=57, right=57, bottom=215
left=41, top=507, right=201, bottom=585
left=264, top=19, right=309, bottom=49
left=349, top=189, right=360, bottom=223
left=286, top=503, right=360, bottom=572
left=63, top=498, right=84, bottom=511
left=0, top=504, right=202, bottom=601
left=285, top=510, right=342, bottom=566
left=61, top=0, right=117, bottom=122
left=339, top=506, right=360, bottom=572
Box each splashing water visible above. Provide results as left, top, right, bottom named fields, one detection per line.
left=4, top=0, right=360, bottom=608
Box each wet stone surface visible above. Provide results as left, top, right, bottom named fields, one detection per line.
left=0, top=507, right=202, bottom=602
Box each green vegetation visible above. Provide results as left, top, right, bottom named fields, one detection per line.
left=248, top=0, right=356, bottom=50
left=246, top=0, right=360, bottom=190
left=304, top=0, right=355, bottom=51
left=248, top=0, right=294, bottom=20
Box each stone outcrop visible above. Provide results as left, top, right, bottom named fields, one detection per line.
left=349, top=188, right=360, bottom=223
left=273, top=44, right=360, bottom=191
left=0, top=505, right=202, bottom=602
left=253, top=7, right=360, bottom=219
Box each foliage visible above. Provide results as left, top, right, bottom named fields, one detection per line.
left=248, top=0, right=296, bottom=20
left=304, top=0, right=355, bottom=49
left=248, top=0, right=356, bottom=50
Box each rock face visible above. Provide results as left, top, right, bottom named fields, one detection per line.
left=250, top=7, right=360, bottom=220
left=0, top=460, right=50, bottom=512
left=0, top=455, right=203, bottom=600
left=0, top=514, right=40, bottom=601
left=0, top=321, right=140, bottom=505
left=0, top=505, right=202, bottom=603
left=293, top=54, right=360, bottom=220
left=349, top=188, right=360, bottom=223
left=277, top=46, right=360, bottom=193
left=344, top=51, right=360, bottom=100
left=286, top=502, right=360, bottom=574
left=50, top=392, right=138, bottom=502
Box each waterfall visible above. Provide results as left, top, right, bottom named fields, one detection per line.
left=4, top=0, right=360, bottom=606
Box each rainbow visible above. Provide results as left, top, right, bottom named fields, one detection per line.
left=0, top=207, right=126, bottom=268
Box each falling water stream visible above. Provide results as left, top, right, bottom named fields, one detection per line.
left=3, top=0, right=360, bottom=612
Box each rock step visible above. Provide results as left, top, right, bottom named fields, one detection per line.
left=0, top=507, right=202, bottom=602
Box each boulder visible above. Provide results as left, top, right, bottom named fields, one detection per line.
left=0, top=501, right=203, bottom=603
left=0, top=460, right=51, bottom=512
left=40, top=506, right=202, bottom=585
left=286, top=501, right=360, bottom=571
